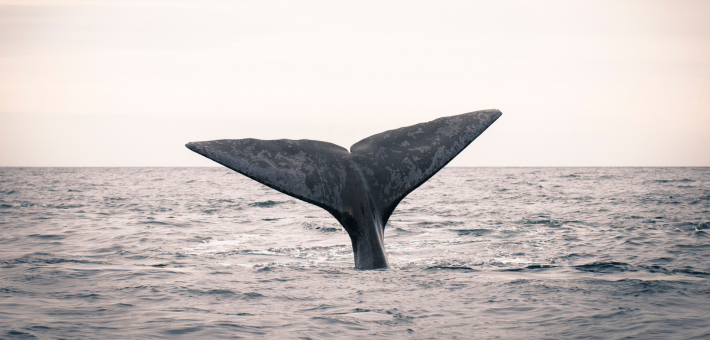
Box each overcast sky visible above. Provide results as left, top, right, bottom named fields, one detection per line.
left=1, top=0, right=708, bottom=166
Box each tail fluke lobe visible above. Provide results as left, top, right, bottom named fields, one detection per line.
left=349, top=109, right=502, bottom=225
left=186, top=139, right=351, bottom=215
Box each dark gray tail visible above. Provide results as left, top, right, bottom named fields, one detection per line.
left=186, top=109, right=502, bottom=269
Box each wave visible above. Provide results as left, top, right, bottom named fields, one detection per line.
left=139, top=220, right=171, bottom=226
left=452, top=229, right=493, bottom=236
left=573, top=261, right=710, bottom=277
left=520, top=218, right=564, bottom=227
left=2, top=253, right=103, bottom=266
left=415, top=220, right=465, bottom=227
left=574, top=261, right=632, bottom=273
left=501, top=264, right=558, bottom=272
left=28, top=234, right=66, bottom=240
left=248, top=200, right=287, bottom=208
left=426, top=265, right=476, bottom=271
left=186, top=288, right=239, bottom=296
left=652, top=178, right=696, bottom=183
left=302, top=222, right=341, bottom=233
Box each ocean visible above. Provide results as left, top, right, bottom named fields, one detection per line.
left=1, top=167, right=709, bottom=339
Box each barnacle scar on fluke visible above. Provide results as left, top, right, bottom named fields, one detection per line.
left=186, top=109, right=502, bottom=269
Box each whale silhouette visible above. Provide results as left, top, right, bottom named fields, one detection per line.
left=186, top=109, right=502, bottom=269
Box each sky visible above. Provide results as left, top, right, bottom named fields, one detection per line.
left=0, top=0, right=708, bottom=166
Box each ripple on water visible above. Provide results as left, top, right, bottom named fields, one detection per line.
left=0, top=167, right=709, bottom=338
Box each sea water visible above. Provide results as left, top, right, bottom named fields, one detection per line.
left=1, top=167, right=709, bottom=339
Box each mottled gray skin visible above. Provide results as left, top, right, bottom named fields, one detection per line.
left=186, top=109, right=502, bottom=269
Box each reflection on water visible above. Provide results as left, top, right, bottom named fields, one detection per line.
left=1, top=167, right=709, bottom=338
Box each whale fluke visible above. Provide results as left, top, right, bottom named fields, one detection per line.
left=186, top=109, right=502, bottom=269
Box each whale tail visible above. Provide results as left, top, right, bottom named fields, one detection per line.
left=186, top=109, right=502, bottom=269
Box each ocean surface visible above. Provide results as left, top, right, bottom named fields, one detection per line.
left=1, top=167, right=709, bottom=339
